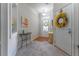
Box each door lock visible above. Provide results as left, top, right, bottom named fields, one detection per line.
left=78, top=45, right=79, bottom=48
left=68, top=28, right=72, bottom=34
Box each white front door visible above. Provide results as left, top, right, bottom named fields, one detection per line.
left=40, top=12, right=50, bottom=36
left=54, top=4, right=73, bottom=55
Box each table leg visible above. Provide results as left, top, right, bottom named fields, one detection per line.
left=26, top=36, right=28, bottom=47
left=21, top=36, right=23, bottom=48
left=30, top=34, right=31, bottom=43
left=26, top=39, right=27, bottom=47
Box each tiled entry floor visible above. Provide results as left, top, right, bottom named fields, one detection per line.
left=16, top=41, right=68, bottom=56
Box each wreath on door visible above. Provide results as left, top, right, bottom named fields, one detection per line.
left=53, top=10, right=68, bottom=28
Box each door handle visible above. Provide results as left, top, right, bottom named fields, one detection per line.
left=68, top=28, right=72, bottom=34
left=68, top=30, right=72, bottom=34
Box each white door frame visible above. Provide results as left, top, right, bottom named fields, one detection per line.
left=1, top=3, right=8, bottom=56
left=73, top=4, right=79, bottom=56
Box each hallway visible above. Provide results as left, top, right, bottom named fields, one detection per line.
left=6, top=3, right=79, bottom=56
left=16, top=41, right=67, bottom=56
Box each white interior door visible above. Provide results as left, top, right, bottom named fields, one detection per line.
left=54, top=4, right=73, bottom=55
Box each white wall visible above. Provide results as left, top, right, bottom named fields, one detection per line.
left=18, top=4, right=53, bottom=38
left=53, top=3, right=71, bottom=12
left=18, top=4, right=39, bottom=39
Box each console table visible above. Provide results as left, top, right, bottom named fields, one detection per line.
left=18, top=32, right=32, bottom=48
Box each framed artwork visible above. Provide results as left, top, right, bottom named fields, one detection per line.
left=21, top=16, right=29, bottom=33
left=22, top=17, right=29, bottom=28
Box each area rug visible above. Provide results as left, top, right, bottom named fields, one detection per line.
left=34, top=36, right=49, bottom=42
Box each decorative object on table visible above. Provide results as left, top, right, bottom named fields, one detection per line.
left=53, top=9, right=68, bottom=28
left=22, top=29, right=24, bottom=34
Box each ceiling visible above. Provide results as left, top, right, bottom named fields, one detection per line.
left=20, top=3, right=53, bottom=13
left=53, top=3, right=71, bottom=12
